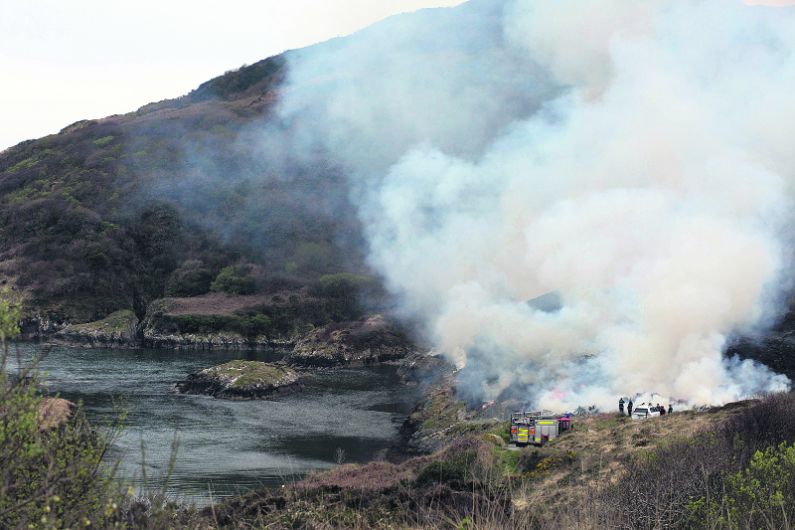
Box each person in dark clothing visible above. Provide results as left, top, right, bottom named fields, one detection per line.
left=619, top=397, right=625, bottom=414
left=627, top=400, right=633, bottom=417
left=659, top=403, right=666, bottom=416
left=668, top=404, right=673, bottom=414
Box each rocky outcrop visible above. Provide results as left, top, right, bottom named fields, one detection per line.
left=25, top=301, right=416, bottom=364
left=397, top=350, right=454, bottom=385
left=286, top=314, right=415, bottom=367
left=19, top=315, right=67, bottom=340
left=54, top=310, right=139, bottom=347
left=142, top=330, right=291, bottom=351
left=394, top=353, right=463, bottom=455
left=176, top=360, right=301, bottom=399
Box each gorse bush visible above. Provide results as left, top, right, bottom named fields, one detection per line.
left=0, top=287, right=21, bottom=343
left=169, top=314, right=239, bottom=334
left=285, top=242, right=336, bottom=278
left=0, top=378, right=123, bottom=529
left=211, top=265, right=256, bottom=295
left=237, top=313, right=272, bottom=338
left=686, top=441, right=795, bottom=529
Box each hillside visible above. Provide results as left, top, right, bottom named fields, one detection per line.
left=0, top=53, right=362, bottom=326
left=0, top=0, right=526, bottom=334
left=3, top=0, right=795, bottom=380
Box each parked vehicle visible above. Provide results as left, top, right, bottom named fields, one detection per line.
left=631, top=404, right=661, bottom=420
left=510, top=412, right=534, bottom=446
left=510, top=412, right=573, bottom=446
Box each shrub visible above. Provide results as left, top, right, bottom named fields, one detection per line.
left=415, top=439, right=497, bottom=489
left=596, top=433, right=733, bottom=529
left=92, top=135, right=115, bottom=147
left=0, top=289, right=124, bottom=528
left=310, top=273, right=379, bottom=299
left=285, top=242, right=336, bottom=277
left=211, top=265, right=256, bottom=295
left=170, top=314, right=238, bottom=334
left=686, top=441, right=795, bottom=529
left=165, top=260, right=213, bottom=297
left=0, top=287, right=21, bottom=343
left=595, top=394, right=795, bottom=530
left=722, top=391, right=795, bottom=460
left=237, top=313, right=272, bottom=338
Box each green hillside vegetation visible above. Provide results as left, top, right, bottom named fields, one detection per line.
left=0, top=54, right=366, bottom=327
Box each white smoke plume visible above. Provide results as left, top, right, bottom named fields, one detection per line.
left=268, top=0, right=795, bottom=410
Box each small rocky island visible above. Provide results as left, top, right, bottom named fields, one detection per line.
left=176, top=360, right=301, bottom=400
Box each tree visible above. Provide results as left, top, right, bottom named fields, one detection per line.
left=165, top=259, right=213, bottom=297
left=211, top=265, right=256, bottom=295
left=124, top=204, right=184, bottom=319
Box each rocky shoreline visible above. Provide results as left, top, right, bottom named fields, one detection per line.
left=21, top=312, right=422, bottom=368
left=285, top=314, right=414, bottom=367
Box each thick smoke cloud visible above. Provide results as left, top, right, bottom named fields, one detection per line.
left=270, top=0, right=795, bottom=410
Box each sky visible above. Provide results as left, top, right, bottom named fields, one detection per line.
left=0, top=0, right=464, bottom=152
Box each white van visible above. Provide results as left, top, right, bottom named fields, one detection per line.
left=631, top=404, right=661, bottom=420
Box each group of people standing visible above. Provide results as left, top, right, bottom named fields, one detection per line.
left=618, top=397, right=673, bottom=417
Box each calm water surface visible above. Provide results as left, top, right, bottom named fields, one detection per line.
left=8, top=344, right=419, bottom=504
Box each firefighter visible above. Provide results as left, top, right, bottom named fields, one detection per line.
left=619, top=397, right=625, bottom=414
left=659, top=403, right=666, bottom=416
left=627, top=399, right=633, bottom=417
left=668, top=404, right=673, bottom=414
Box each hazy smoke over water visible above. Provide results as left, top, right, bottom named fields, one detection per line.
left=271, top=0, right=795, bottom=410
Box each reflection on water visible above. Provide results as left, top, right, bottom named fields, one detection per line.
left=7, top=344, right=418, bottom=504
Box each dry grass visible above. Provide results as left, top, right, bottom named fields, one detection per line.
left=36, top=397, right=74, bottom=430
left=293, top=460, right=425, bottom=491
left=162, top=291, right=305, bottom=317
left=510, top=403, right=756, bottom=522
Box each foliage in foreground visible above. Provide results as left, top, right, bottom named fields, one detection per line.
left=0, top=288, right=123, bottom=528
left=592, top=392, right=795, bottom=530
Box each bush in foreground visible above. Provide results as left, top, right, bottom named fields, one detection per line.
left=0, top=287, right=124, bottom=528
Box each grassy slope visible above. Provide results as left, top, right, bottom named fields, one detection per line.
left=66, top=309, right=138, bottom=333
left=511, top=406, right=749, bottom=516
